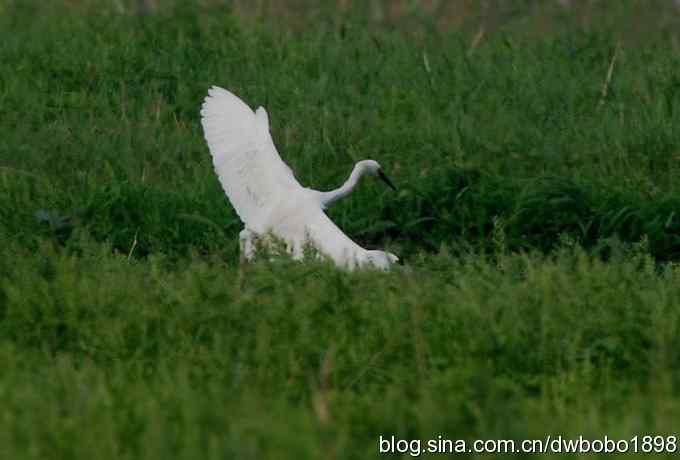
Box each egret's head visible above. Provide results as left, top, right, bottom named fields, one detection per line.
left=359, top=160, right=397, bottom=191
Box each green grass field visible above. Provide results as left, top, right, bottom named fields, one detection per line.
left=1, top=1, right=680, bottom=458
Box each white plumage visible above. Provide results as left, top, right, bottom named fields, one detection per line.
left=200, top=86, right=398, bottom=270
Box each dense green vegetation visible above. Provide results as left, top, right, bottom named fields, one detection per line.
left=1, top=1, right=679, bottom=458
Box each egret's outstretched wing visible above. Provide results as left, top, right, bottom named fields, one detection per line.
left=254, top=106, right=297, bottom=179
left=200, top=86, right=302, bottom=228
left=281, top=206, right=368, bottom=269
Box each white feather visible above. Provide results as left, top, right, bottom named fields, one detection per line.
left=200, top=86, right=302, bottom=229
left=200, top=86, right=398, bottom=270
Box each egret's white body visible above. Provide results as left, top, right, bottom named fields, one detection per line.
left=200, top=86, right=398, bottom=270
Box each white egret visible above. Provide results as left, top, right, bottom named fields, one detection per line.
left=200, top=86, right=399, bottom=270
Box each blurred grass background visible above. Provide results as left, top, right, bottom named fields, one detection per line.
left=1, top=1, right=680, bottom=459
left=15, top=0, right=680, bottom=42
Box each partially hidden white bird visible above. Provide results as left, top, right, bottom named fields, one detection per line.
left=200, top=86, right=399, bottom=270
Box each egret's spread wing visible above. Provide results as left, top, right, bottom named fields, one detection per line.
left=301, top=209, right=368, bottom=268
left=200, top=86, right=302, bottom=227
left=254, top=106, right=297, bottom=179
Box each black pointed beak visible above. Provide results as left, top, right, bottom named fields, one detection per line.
left=378, top=169, right=397, bottom=191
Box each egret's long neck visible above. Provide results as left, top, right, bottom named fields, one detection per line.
left=320, top=164, right=364, bottom=209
